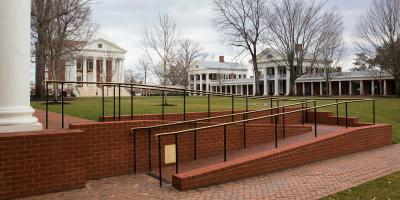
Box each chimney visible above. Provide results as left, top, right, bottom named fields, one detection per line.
left=219, top=56, right=224, bottom=63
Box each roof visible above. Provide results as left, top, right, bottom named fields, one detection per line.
left=195, top=60, right=247, bottom=70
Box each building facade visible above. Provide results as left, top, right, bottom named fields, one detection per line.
left=44, top=35, right=128, bottom=96
left=188, top=50, right=396, bottom=96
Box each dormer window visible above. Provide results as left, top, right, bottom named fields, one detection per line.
left=98, top=43, right=103, bottom=48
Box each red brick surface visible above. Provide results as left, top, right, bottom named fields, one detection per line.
left=0, top=129, right=86, bottom=200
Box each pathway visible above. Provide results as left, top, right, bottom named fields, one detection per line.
left=33, top=109, right=95, bottom=129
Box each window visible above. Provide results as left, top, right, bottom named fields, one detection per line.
left=98, top=43, right=103, bottom=48
left=88, top=60, right=93, bottom=71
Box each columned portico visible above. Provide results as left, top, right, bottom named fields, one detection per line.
left=0, top=0, right=42, bottom=132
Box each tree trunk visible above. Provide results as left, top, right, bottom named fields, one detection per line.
left=252, top=56, right=260, bottom=96
left=34, top=39, right=46, bottom=99
left=395, top=77, right=400, bottom=97
left=288, top=60, right=296, bottom=96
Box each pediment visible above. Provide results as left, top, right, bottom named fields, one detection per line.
left=84, top=38, right=127, bottom=53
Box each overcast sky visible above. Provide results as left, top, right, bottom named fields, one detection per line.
left=31, top=0, right=373, bottom=83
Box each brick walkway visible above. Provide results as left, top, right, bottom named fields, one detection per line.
left=18, top=143, right=400, bottom=200
left=33, top=109, right=95, bottom=129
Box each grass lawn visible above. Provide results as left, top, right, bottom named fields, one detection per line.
left=320, top=171, right=400, bottom=200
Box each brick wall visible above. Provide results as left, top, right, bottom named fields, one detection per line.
left=172, top=124, right=392, bottom=190
left=0, top=129, right=86, bottom=200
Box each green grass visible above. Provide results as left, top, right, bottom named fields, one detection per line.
left=320, top=171, right=400, bottom=200
left=31, top=96, right=400, bottom=143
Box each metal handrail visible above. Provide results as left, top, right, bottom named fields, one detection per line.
left=153, top=98, right=375, bottom=186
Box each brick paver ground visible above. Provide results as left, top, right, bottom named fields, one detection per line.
left=19, top=143, right=400, bottom=200
left=33, top=109, right=95, bottom=129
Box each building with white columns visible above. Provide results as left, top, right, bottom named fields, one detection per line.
left=45, top=35, right=128, bottom=96
left=188, top=50, right=397, bottom=96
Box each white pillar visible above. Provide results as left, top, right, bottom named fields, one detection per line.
left=193, top=74, right=197, bottom=90
left=111, top=58, right=116, bottom=82
left=329, top=82, right=332, bottom=96
left=384, top=80, right=387, bottom=96
left=253, top=82, right=256, bottom=95
left=320, top=82, right=323, bottom=95
left=274, top=66, right=279, bottom=96
left=311, top=82, right=314, bottom=95
left=82, top=57, right=87, bottom=86
left=246, top=85, right=249, bottom=95
left=199, top=73, right=203, bottom=91
left=71, top=59, right=77, bottom=82
left=371, top=80, right=375, bottom=95
left=235, top=85, right=238, bottom=95
left=102, top=58, right=106, bottom=82
left=360, top=80, right=364, bottom=95
left=240, top=85, right=243, bottom=95
left=188, top=74, right=191, bottom=89
left=302, top=82, right=305, bottom=96
left=285, top=68, right=290, bottom=96
left=263, top=68, right=268, bottom=96
left=0, top=0, right=42, bottom=133
left=339, top=81, right=342, bottom=96
left=206, top=73, right=209, bottom=92
left=349, top=81, right=352, bottom=95
left=92, top=57, right=97, bottom=83
left=120, top=58, right=125, bottom=83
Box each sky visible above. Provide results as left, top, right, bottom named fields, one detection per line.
left=31, top=0, right=373, bottom=83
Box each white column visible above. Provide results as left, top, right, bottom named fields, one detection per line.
left=235, top=85, right=238, bottom=95
left=253, top=82, right=256, bottom=95
left=230, top=85, right=233, bottom=94
left=193, top=74, right=197, bottom=90
left=384, top=80, right=387, bottom=96
left=246, top=85, right=249, bottom=95
left=360, top=80, right=364, bottom=95
left=188, top=74, right=191, bottom=89
left=302, top=82, right=305, bottom=96
left=286, top=68, right=290, bottom=96
left=263, top=68, right=268, bottom=96
left=339, top=81, right=342, bottom=96
left=0, top=0, right=42, bottom=133
left=120, top=58, right=125, bottom=83
left=329, top=82, right=332, bottom=96
left=71, top=59, right=77, bottom=82
left=206, top=73, right=209, bottom=92
left=371, top=80, right=375, bottom=95
left=349, top=81, right=352, bottom=95
left=274, top=66, right=279, bottom=96
left=92, top=57, right=97, bottom=83
left=102, top=58, right=106, bottom=82
left=111, top=57, right=116, bottom=82
left=311, top=82, right=314, bottom=95
left=82, top=57, right=87, bottom=86
left=320, top=82, right=323, bottom=95
left=199, top=73, right=203, bottom=91
left=240, top=85, right=243, bottom=95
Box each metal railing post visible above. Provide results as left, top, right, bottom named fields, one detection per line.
left=158, top=135, right=162, bottom=187
left=373, top=99, right=376, bottom=124
left=274, top=114, right=278, bottom=148
left=208, top=94, right=211, bottom=120
left=282, top=106, right=285, bottom=139
left=243, top=113, right=246, bottom=149
left=305, top=100, right=308, bottom=123
left=175, top=134, right=179, bottom=174
left=183, top=90, right=186, bottom=121
left=246, top=97, right=249, bottom=121
left=336, top=98, right=339, bottom=125
left=45, top=81, right=49, bottom=129
left=301, top=101, right=305, bottom=125
left=231, top=95, right=234, bottom=122
left=148, top=128, right=152, bottom=171
left=61, top=82, right=64, bottom=128
left=224, top=125, right=227, bottom=161
left=193, top=121, right=197, bottom=160
left=118, top=84, right=121, bottom=121
left=345, top=102, right=348, bottom=128
left=161, top=91, right=165, bottom=120
left=113, top=85, right=116, bottom=121
left=131, top=85, right=133, bottom=120
left=270, top=98, right=273, bottom=123
left=314, top=101, right=317, bottom=137
left=102, top=85, right=105, bottom=122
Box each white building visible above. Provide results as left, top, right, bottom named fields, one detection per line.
left=188, top=50, right=397, bottom=96
left=44, top=34, right=129, bottom=96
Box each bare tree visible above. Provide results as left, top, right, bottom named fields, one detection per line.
left=142, top=12, right=179, bottom=86
left=212, top=0, right=268, bottom=95
left=352, top=53, right=386, bottom=95
left=170, top=39, right=204, bottom=88
left=355, top=0, right=400, bottom=96
left=138, top=58, right=151, bottom=84
left=317, top=10, right=345, bottom=96
left=32, top=0, right=97, bottom=101
left=124, top=69, right=144, bottom=84
left=265, top=0, right=328, bottom=95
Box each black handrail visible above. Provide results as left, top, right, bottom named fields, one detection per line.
left=154, top=99, right=375, bottom=186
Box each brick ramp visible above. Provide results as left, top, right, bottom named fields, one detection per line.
left=171, top=124, right=392, bottom=190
